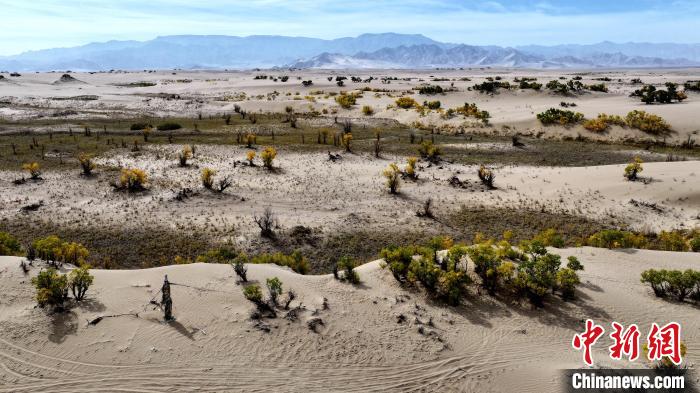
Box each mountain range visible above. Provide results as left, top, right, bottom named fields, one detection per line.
left=1, top=33, right=699, bottom=71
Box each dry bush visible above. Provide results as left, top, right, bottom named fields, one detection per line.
left=362, top=105, right=374, bottom=115
left=395, top=97, right=418, bottom=109
left=405, top=156, right=418, bottom=179
left=117, top=168, right=148, bottom=191
left=254, top=207, right=277, bottom=238
left=22, top=162, right=41, bottom=179
left=342, top=133, right=353, bottom=152
left=201, top=167, right=215, bottom=189
left=477, top=165, right=496, bottom=189
left=260, top=146, right=277, bottom=169
left=179, top=145, right=193, bottom=167
left=383, top=163, right=401, bottom=194
left=246, top=150, right=256, bottom=166
left=245, top=133, right=257, bottom=148
left=77, top=153, right=95, bottom=176
left=335, top=93, right=356, bottom=109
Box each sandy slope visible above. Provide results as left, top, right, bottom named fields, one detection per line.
left=0, top=248, right=698, bottom=392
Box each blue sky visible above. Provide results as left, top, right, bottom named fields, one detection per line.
left=1, top=0, right=699, bottom=55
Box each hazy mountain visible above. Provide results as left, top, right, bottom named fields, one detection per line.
left=0, top=33, right=444, bottom=71
left=517, top=42, right=700, bottom=62
left=291, top=44, right=697, bottom=69
left=0, top=33, right=698, bottom=71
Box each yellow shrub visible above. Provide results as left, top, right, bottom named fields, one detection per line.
left=119, top=168, right=148, bottom=191
left=362, top=105, right=374, bottom=115
left=22, top=162, right=41, bottom=179
left=625, top=110, right=671, bottom=135
left=261, top=146, right=277, bottom=169
left=246, top=150, right=256, bottom=165
left=342, top=133, right=353, bottom=152
left=405, top=156, right=417, bottom=178
left=77, top=153, right=95, bottom=175
left=395, top=97, right=418, bottom=109
left=201, top=167, right=216, bottom=189
left=335, top=93, right=356, bottom=109
left=383, top=163, right=401, bottom=194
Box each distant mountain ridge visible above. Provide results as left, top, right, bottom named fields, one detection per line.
left=0, top=33, right=698, bottom=71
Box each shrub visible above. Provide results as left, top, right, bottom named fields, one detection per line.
left=23, top=162, right=41, bottom=179
left=473, top=81, right=510, bottom=93
left=383, top=163, right=401, bottom=194
left=424, top=100, right=441, bottom=110
left=536, top=108, right=584, bottom=126
left=380, top=245, right=428, bottom=283
left=362, top=105, right=374, bottom=116
left=418, top=85, right=443, bottom=95
left=243, top=284, right=263, bottom=304
left=467, top=241, right=505, bottom=295
left=232, top=253, right=248, bottom=282
left=201, top=168, right=215, bottom=189
left=157, top=122, right=182, bottom=131
left=417, top=141, right=441, bottom=162
left=514, top=244, right=563, bottom=307
left=118, top=168, right=147, bottom=191
left=658, top=230, right=689, bottom=252
left=68, top=266, right=93, bottom=301
left=567, top=256, right=584, bottom=271
left=586, top=83, right=608, bottom=92
left=251, top=250, right=309, bottom=275
left=641, top=269, right=669, bottom=297
left=342, top=133, right=352, bottom=153
left=477, top=166, right=495, bottom=189
left=179, top=145, right=193, bottom=167
left=0, top=232, right=21, bottom=256
left=665, top=270, right=697, bottom=302
left=582, top=113, right=626, bottom=133
left=196, top=247, right=237, bottom=263
left=519, top=81, right=542, bottom=90
left=266, top=277, right=283, bottom=305
left=587, top=229, right=647, bottom=249
left=395, top=97, right=418, bottom=109
left=260, top=146, right=277, bottom=169
left=32, top=268, right=68, bottom=308
left=556, top=268, right=580, bottom=300
left=337, top=256, right=360, bottom=284
left=246, top=150, right=256, bottom=166
left=625, top=110, right=670, bottom=135
left=405, top=157, right=418, bottom=179
left=254, top=207, right=277, bottom=238
left=78, top=153, right=96, bottom=176
left=690, top=235, right=700, bottom=252
left=130, top=122, right=152, bottom=130
left=437, top=270, right=470, bottom=306
left=32, top=235, right=89, bottom=267
left=630, top=83, right=686, bottom=104
left=532, top=228, right=565, bottom=248
left=454, top=103, right=490, bottom=124
left=245, top=133, right=257, bottom=148
left=335, top=94, right=356, bottom=109
left=624, top=156, right=643, bottom=181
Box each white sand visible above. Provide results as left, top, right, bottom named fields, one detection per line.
left=0, top=249, right=698, bottom=392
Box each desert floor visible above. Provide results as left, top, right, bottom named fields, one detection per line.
left=0, top=68, right=699, bottom=392
left=1, top=249, right=699, bottom=393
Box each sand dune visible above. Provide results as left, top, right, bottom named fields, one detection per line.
left=0, top=248, right=698, bottom=392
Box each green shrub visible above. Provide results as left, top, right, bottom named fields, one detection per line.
left=68, top=266, right=94, bottom=301
left=436, top=270, right=470, bottom=305
left=586, top=83, right=608, bottom=92
left=665, top=270, right=697, bottom=302
left=157, top=122, right=182, bottom=131
left=130, top=122, right=152, bottom=131
left=266, top=277, right=283, bottom=305
left=587, top=230, right=647, bottom=249
left=536, top=108, right=584, bottom=125
left=243, top=284, right=263, bottom=304
left=473, top=81, right=510, bottom=93
left=337, top=256, right=360, bottom=284
left=556, top=268, right=580, bottom=300
left=467, top=241, right=506, bottom=295
left=641, top=269, right=669, bottom=297
left=690, top=235, right=700, bottom=252
left=519, top=81, right=542, bottom=90
left=32, top=268, right=68, bottom=308
left=418, top=85, right=444, bottom=95
left=658, top=230, right=689, bottom=252
left=624, top=157, right=643, bottom=181
left=630, top=83, right=686, bottom=104
left=196, top=247, right=238, bottom=263
left=0, top=232, right=21, bottom=256
left=380, top=245, right=429, bottom=283
left=532, top=228, right=565, bottom=248
left=251, top=250, right=309, bottom=274
left=514, top=244, right=563, bottom=306
left=424, top=100, right=441, bottom=110
left=567, top=256, right=584, bottom=271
